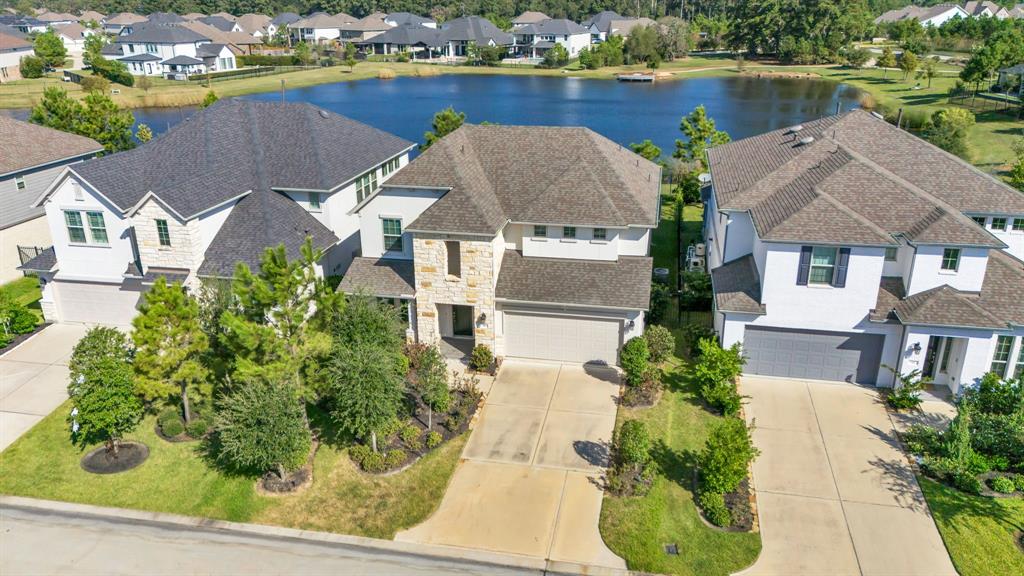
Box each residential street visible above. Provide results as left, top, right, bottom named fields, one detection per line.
left=0, top=503, right=531, bottom=576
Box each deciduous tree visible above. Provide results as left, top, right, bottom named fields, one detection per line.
left=34, top=31, right=67, bottom=68
left=67, top=328, right=141, bottom=455
left=326, top=342, right=405, bottom=453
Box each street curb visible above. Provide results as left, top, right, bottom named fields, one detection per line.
left=0, top=496, right=629, bottom=576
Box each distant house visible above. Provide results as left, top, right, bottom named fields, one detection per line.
left=964, top=1, right=1010, bottom=18
left=113, top=24, right=236, bottom=76
left=608, top=17, right=655, bottom=37
left=340, top=12, right=392, bottom=42
left=77, top=11, right=106, bottom=24
left=512, top=11, right=550, bottom=27
left=181, top=20, right=262, bottom=55
left=25, top=100, right=414, bottom=325
left=199, top=15, right=243, bottom=33
left=0, top=25, right=31, bottom=82
left=385, top=12, right=436, bottom=28
left=236, top=13, right=272, bottom=38
left=1011, top=4, right=1024, bottom=19
left=35, top=11, right=79, bottom=25
left=0, top=116, right=102, bottom=283
left=438, top=16, right=513, bottom=57
left=268, top=12, right=300, bottom=37
left=0, top=15, right=49, bottom=34
left=512, top=18, right=590, bottom=58
left=582, top=11, right=625, bottom=42
left=874, top=4, right=971, bottom=27
left=103, top=12, right=146, bottom=35
left=145, top=12, right=185, bottom=25
left=358, top=16, right=512, bottom=58
left=288, top=12, right=354, bottom=43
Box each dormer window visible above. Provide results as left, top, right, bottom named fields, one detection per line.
left=309, top=192, right=321, bottom=211
left=534, top=225, right=546, bottom=237
left=941, top=248, right=960, bottom=272
left=563, top=226, right=576, bottom=240
left=990, top=217, right=1007, bottom=231
left=884, top=247, right=898, bottom=261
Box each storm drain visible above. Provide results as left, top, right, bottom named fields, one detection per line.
left=663, top=543, right=679, bottom=555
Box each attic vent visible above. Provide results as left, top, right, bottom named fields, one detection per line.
left=786, top=124, right=804, bottom=134
left=799, top=136, right=815, bottom=146
left=318, top=110, right=329, bottom=119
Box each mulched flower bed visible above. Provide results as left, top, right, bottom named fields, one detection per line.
left=80, top=441, right=149, bottom=474
left=258, top=440, right=319, bottom=495
left=978, top=472, right=1024, bottom=499
left=722, top=477, right=755, bottom=531
left=0, top=322, right=51, bottom=357
left=349, top=384, right=482, bottom=474
left=621, top=379, right=663, bottom=408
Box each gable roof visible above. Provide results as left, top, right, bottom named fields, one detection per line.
left=271, top=12, right=301, bottom=26
left=583, top=11, right=626, bottom=32
left=117, top=23, right=208, bottom=44
left=78, top=11, right=106, bottom=22
left=385, top=124, right=660, bottom=235
left=0, top=116, right=102, bottom=177
left=105, top=12, right=146, bottom=25
left=199, top=15, right=236, bottom=31
left=289, top=12, right=353, bottom=29
left=52, top=22, right=86, bottom=39
left=340, top=13, right=391, bottom=32
left=706, top=110, right=1020, bottom=248
left=711, top=254, right=765, bottom=314
left=439, top=16, right=513, bottom=44
left=0, top=26, right=31, bottom=50
left=145, top=12, right=184, bottom=24
left=385, top=12, right=435, bottom=26
left=355, top=23, right=445, bottom=47
left=513, top=11, right=551, bottom=24
left=69, top=99, right=414, bottom=220
left=874, top=4, right=968, bottom=24
left=516, top=19, right=588, bottom=36
left=236, top=13, right=271, bottom=34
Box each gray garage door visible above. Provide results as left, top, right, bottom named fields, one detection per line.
left=742, top=326, right=884, bottom=384
left=504, top=312, right=621, bottom=365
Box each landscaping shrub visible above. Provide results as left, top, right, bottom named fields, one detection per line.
left=0, top=291, right=37, bottom=347
left=19, top=55, right=44, bottom=78
left=185, top=417, right=210, bottom=438
left=904, top=424, right=943, bottom=456
left=400, top=423, right=422, bottom=450
left=963, top=372, right=1023, bottom=416
left=607, top=419, right=655, bottom=496
left=1014, top=474, right=1024, bottom=492
left=647, top=282, right=671, bottom=325
left=621, top=337, right=650, bottom=386
left=990, top=476, right=1016, bottom=494
left=161, top=416, right=185, bottom=437
left=80, top=75, right=110, bottom=93
left=645, top=325, right=675, bottom=363
left=470, top=344, right=493, bottom=372
left=693, top=339, right=744, bottom=415
left=621, top=374, right=663, bottom=407
left=698, top=490, right=732, bottom=527
left=426, top=431, right=442, bottom=449
left=349, top=443, right=371, bottom=466
left=698, top=416, right=759, bottom=494
left=970, top=411, right=1024, bottom=470
left=238, top=54, right=300, bottom=66
left=617, top=420, right=651, bottom=466
left=362, top=451, right=386, bottom=473
left=396, top=52, right=410, bottom=62
left=681, top=323, right=716, bottom=357
left=385, top=449, right=406, bottom=469
left=885, top=367, right=927, bottom=410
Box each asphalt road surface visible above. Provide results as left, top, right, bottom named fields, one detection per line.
left=0, top=504, right=531, bottom=576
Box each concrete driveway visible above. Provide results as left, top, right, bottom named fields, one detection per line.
left=396, top=361, right=626, bottom=570
left=738, top=376, right=957, bottom=576
left=0, top=324, right=89, bottom=451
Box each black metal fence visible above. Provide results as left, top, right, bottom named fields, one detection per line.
left=17, top=245, right=46, bottom=266
left=949, top=91, right=1023, bottom=118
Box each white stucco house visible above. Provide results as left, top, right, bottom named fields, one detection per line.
left=340, top=125, right=659, bottom=366
left=287, top=12, right=353, bottom=44
left=21, top=100, right=413, bottom=326
left=511, top=18, right=590, bottom=58
left=704, top=110, right=1024, bottom=394
left=0, top=25, right=32, bottom=82
left=874, top=4, right=971, bottom=27
left=111, top=23, right=236, bottom=76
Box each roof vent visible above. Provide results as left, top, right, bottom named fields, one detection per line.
left=787, top=124, right=804, bottom=134
left=318, top=110, right=329, bottom=119
left=799, top=136, right=815, bottom=146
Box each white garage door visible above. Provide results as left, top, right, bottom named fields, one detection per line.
left=504, top=312, right=621, bottom=365
left=54, top=281, right=142, bottom=326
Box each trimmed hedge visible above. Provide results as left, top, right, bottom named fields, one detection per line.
left=238, top=54, right=301, bottom=66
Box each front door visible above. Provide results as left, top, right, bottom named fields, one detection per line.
left=452, top=305, right=473, bottom=337
left=923, top=336, right=944, bottom=379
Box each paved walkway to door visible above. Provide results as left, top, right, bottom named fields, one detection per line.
left=0, top=324, right=89, bottom=451
left=396, top=360, right=626, bottom=570
left=737, top=376, right=957, bottom=576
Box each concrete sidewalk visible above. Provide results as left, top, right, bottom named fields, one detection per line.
left=738, top=376, right=957, bottom=576
left=0, top=323, right=90, bottom=451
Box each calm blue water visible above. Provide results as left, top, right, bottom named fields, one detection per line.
left=9, top=75, right=863, bottom=155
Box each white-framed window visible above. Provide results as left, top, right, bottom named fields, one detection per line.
left=64, top=210, right=108, bottom=244
left=884, top=247, right=898, bottom=261
left=991, top=335, right=1014, bottom=377
left=356, top=171, right=378, bottom=203
left=563, top=226, right=576, bottom=239
left=809, top=246, right=838, bottom=284
left=308, top=192, right=321, bottom=211
left=593, top=227, right=607, bottom=240
left=941, top=248, right=960, bottom=272
left=145, top=43, right=157, bottom=53
left=1015, top=342, right=1024, bottom=378
left=991, top=217, right=1007, bottom=231
left=534, top=225, right=546, bottom=237
left=156, top=219, right=171, bottom=246
left=381, top=157, right=400, bottom=176
left=971, top=216, right=986, bottom=226
left=382, top=218, right=402, bottom=252
left=14, top=176, right=25, bottom=190
left=1013, top=218, right=1024, bottom=232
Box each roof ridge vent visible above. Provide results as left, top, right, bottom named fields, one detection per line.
left=318, top=109, right=329, bottom=119
left=799, top=136, right=815, bottom=146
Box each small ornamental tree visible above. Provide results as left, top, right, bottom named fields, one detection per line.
left=698, top=416, right=759, bottom=494
left=899, top=50, right=919, bottom=81
left=644, top=325, right=675, bottom=363
left=411, top=345, right=450, bottom=429
left=200, top=90, right=219, bottom=108
left=69, top=326, right=133, bottom=386
left=19, top=55, right=44, bottom=78
left=541, top=43, right=568, bottom=68
left=693, top=338, right=745, bottom=415
left=132, top=278, right=209, bottom=423
left=294, top=41, right=311, bottom=65
left=135, top=123, right=153, bottom=143
left=421, top=106, right=465, bottom=150
left=326, top=342, right=405, bottom=452
left=926, top=108, right=975, bottom=160
left=68, top=348, right=142, bottom=455
left=620, top=337, right=650, bottom=386
left=216, top=375, right=311, bottom=479
left=34, top=31, right=67, bottom=68
left=343, top=41, right=358, bottom=72
left=877, top=46, right=897, bottom=78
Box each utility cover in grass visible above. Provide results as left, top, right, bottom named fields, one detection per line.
left=80, top=442, right=149, bottom=474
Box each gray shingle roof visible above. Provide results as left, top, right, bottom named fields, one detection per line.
left=495, top=250, right=652, bottom=310
left=199, top=15, right=235, bottom=31
left=195, top=42, right=226, bottom=57
left=338, top=257, right=416, bottom=297
left=119, top=52, right=162, bottom=61
left=516, top=19, right=588, bottom=36
left=385, top=12, right=435, bottom=26
left=18, top=247, right=56, bottom=272
left=0, top=115, right=101, bottom=177
left=870, top=276, right=905, bottom=322
left=161, top=55, right=203, bottom=65
left=387, top=125, right=660, bottom=235
left=72, top=99, right=413, bottom=219
left=582, top=11, right=625, bottom=32
left=707, top=110, right=1018, bottom=248
left=439, top=16, right=512, bottom=45
left=710, top=254, right=765, bottom=314
left=271, top=12, right=301, bottom=26
left=356, top=24, right=445, bottom=47
left=117, top=23, right=208, bottom=44
left=893, top=285, right=1004, bottom=329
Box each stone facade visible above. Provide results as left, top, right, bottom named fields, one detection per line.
left=132, top=198, right=204, bottom=287
left=413, top=233, right=497, bottom=353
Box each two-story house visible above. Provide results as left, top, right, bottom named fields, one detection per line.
left=705, top=109, right=1024, bottom=393
left=511, top=18, right=591, bottom=59
left=20, top=100, right=413, bottom=326
left=340, top=125, right=659, bottom=366
left=1, top=116, right=102, bottom=283
left=113, top=23, right=236, bottom=76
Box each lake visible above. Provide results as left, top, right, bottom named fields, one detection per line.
left=10, top=75, right=864, bottom=155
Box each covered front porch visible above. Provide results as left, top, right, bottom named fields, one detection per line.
left=901, top=327, right=997, bottom=396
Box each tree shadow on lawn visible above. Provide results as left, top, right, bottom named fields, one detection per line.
left=651, top=439, right=697, bottom=491
left=923, top=477, right=1024, bottom=537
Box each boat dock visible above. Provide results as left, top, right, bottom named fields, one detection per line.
left=616, top=73, right=656, bottom=83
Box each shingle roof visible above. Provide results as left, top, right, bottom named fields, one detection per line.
left=513, top=11, right=551, bottom=24
left=0, top=116, right=101, bottom=177
left=439, top=16, right=513, bottom=45
left=199, top=15, right=235, bottom=31
left=496, top=250, right=652, bottom=310
left=341, top=14, right=391, bottom=32
left=974, top=249, right=1024, bottom=327
left=707, top=110, right=1018, bottom=248
left=105, top=12, right=146, bottom=25
left=386, top=125, right=660, bottom=235
left=356, top=23, right=445, bottom=46
left=583, top=11, right=625, bottom=32
left=195, top=42, right=227, bottom=57
left=162, top=54, right=203, bottom=65
left=17, top=247, right=56, bottom=272
left=516, top=19, right=588, bottom=36
left=385, top=12, right=435, bottom=26
left=117, top=23, right=208, bottom=44
left=271, top=12, right=301, bottom=26
left=71, top=99, right=413, bottom=219
left=52, top=22, right=87, bottom=39
left=289, top=13, right=353, bottom=29
left=871, top=276, right=906, bottom=322
left=119, top=52, right=162, bottom=61
left=0, top=27, right=31, bottom=50
left=236, top=13, right=271, bottom=34
left=893, top=285, right=1004, bottom=329
left=144, top=12, right=184, bottom=24
left=710, top=254, right=765, bottom=314
left=338, top=257, right=416, bottom=297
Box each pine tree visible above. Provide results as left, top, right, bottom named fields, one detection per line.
left=673, top=105, right=730, bottom=173
left=421, top=107, right=465, bottom=150
left=135, top=123, right=153, bottom=143
left=132, top=278, right=209, bottom=423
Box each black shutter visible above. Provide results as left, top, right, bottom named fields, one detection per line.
left=834, top=247, right=851, bottom=287
left=796, top=246, right=812, bottom=285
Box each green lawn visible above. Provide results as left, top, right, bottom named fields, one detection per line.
left=0, top=276, right=43, bottom=323
left=920, top=477, right=1024, bottom=576
left=599, top=360, right=762, bottom=575
left=0, top=401, right=465, bottom=539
